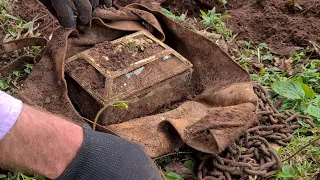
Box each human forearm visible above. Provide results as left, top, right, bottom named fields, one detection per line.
left=0, top=103, right=83, bottom=179
left=0, top=91, right=162, bottom=179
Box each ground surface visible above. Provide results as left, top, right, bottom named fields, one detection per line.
left=225, top=0, right=320, bottom=57
left=163, top=0, right=320, bottom=57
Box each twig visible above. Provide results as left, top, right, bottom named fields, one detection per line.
left=283, top=135, right=320, bottom=162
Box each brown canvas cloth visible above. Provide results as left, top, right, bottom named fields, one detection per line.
left=2, top=4, right=258, bottom=157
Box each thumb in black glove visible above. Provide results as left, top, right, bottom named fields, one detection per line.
left=39, top=0, right=113, bottom=30
left=58, top=127, right=163, bottom=180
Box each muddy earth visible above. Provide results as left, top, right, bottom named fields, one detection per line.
left=10, top=0, right=320, bottom=56
left=225, top=0, right=320, bottom=56
left=162, top=0, right=320, bottom=56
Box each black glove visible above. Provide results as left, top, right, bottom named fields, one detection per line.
left=39, top=0, right=113, bottom=29
left=57, top=127, right=163, bottom=180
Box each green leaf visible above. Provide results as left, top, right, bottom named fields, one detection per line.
left=219, top=0, right=227, bottom=5
left=112, top=101, right=128, bottom=110
left=177, top=14, right=186, bottom=21
left=307, top=105, right=320, bottom=118
left=241, top=41, right=250, bottom=47
left=200, top=10, right=207, bottom=17
left=298, top=82, right=315, bottom=99
left=184, top=160, right=195, bottom=169
left=280, top=164, right=295, bottom=177
left=298, top=120, right=310, bottom=128
left=258, top=42, right=268, bottom=49
left=261, top=54, right=275, bottom=62
left=312, top=95, right=320, bottom=107
left=36, top=176, right=46, bottom=180
left=277, top=146, right=283, bottom=155
left=20, top=174, right=34, bottom=180
left=165, top=172, right=183, bottom=180
left=0, top=174, right=6, bottom=179
left=272, top=81, right=305, bottom=100
left=161, top=8, right=177, bottom=20
left=310, top=146, right=320, bottom=155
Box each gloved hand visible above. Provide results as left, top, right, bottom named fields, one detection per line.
left=39, top=0, right=113, bottom=30
left=58, top=127, right=163, bottom=180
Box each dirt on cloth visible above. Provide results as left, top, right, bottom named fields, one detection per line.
left=196, top=0, right=320, bottom=56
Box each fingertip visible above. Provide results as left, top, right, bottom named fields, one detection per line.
left=73, top=0, right=92, bottom=26
left=52, top=0, right=76, bottom=28
left=90, top=0, right=99, bottom=9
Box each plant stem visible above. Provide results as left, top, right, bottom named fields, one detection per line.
left=93, top=104, right=110, bottom=131
left=283, top=135, right=320, bottom=162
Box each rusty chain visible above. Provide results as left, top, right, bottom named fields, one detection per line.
left=197, top=84, right=315, bottom=180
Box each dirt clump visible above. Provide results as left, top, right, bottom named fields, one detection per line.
left=90, top=36, right=164, bottom=71
left=224, top=0, right=320, bottom=56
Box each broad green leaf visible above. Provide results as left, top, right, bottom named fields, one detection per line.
left=272, top=81, right=305, bottom=100
left=307, top=105, right=320, bottom=118
left=312, top=95, right=320, bottom=107
left=298, top=82, right=315, bottom=99
left=281, top=164, right=295, bottom=177
left=165, top=172, right=183, bottom=180
left=0, top=174, right=6, bottom=179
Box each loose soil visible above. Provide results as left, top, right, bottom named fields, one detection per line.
left=90, top=36, right=164, bottom=71
left=225, top=0, right=320, bottom=56
left=0, top=53, right=15, bottom=69
left=0, top=50, right=33, bottom=70
left=161, top=0, right=320, bottom=56
left=9, top=0, right=60, bottom=38
left=161, top=0, right=208, bottom=17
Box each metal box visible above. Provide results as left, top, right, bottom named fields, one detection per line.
left=65, top=31, right=193, bottom=125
